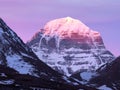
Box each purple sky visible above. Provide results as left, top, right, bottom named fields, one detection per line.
left=0, top=0, right=120, bottom=56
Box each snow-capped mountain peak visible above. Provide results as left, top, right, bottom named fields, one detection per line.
left=44, top=17, right=90, bottom=38
left=27, top=17, right=114, bottom=76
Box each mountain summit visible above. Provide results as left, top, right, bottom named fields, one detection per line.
left=44, top=17, right=89, bottom=38
left=27, top=17, right=114, bottom=76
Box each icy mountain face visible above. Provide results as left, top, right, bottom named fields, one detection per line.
left=27, top=17, right=114, bottom=76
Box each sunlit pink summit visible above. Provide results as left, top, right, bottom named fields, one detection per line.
left=44, top=17, right=90, bottom=38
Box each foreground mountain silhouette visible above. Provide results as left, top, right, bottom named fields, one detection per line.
left=27, top=17, right=114, bottom=76
left=89, top=56, right=120, bottom=89
left=0, top=18, right=98, bottom=90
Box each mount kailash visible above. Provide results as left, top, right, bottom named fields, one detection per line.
left=27, top=17, right=114, bottom=76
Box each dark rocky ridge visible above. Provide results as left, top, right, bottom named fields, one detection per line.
left=89, top=56, right=120, bottom=90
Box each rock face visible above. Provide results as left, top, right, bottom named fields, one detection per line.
left=27, top=17, right=114, bottom=76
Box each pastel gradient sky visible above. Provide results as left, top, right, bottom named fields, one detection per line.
left=0, top=0, right=120, bottom=56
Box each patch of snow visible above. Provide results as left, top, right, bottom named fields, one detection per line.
left=80, top=72, right=95, bottom=81
left=0, top=73, right=7, bottom=77
left=0, top=28, right=4, bottom=34
left=21, top=52, right=36, bottom=60
left=55, top=36, right=61, bottom=52
left=98, top=85, right=112, bottom=90
left=0, top=80, right=14, bottom=85
left=62, top=76, right=79, bottom=85
left=72, top=78, right=86, bottom=85
left=6, top=54, right=38, bottom=77
left=39, top=34, right=45, bottom=49
left=62, top=76, right=71, bottom=83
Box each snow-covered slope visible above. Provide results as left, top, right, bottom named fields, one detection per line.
left=27, top=17, right=114, bottom=76
left=0, top=18, right=50, bottom=77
